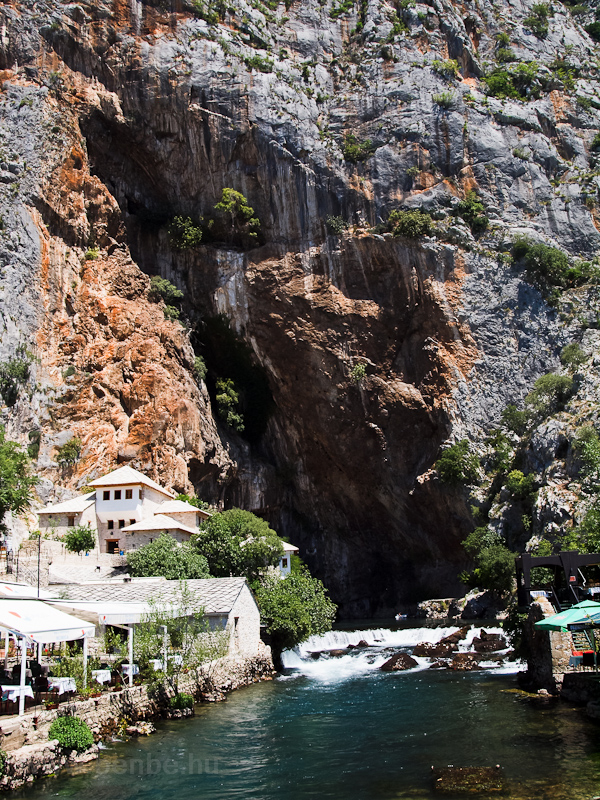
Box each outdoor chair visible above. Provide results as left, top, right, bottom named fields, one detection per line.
left=582, top=651, right=596, bottom=668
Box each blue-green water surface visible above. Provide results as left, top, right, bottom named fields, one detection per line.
left=14, top=662, right=600, bottom=800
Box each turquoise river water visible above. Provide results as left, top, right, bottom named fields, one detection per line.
left=13, top=624, right=600, bottom=800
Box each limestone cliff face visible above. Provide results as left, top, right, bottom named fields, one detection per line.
left=0, top=0, right=599, bottom=615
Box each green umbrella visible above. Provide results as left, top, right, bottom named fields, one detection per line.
left=534, top=600, right=600, bottom=632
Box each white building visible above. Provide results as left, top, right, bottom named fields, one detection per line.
left=280, top=542, right=299, bottom=576
left=38, top=466, right=210, bottom=555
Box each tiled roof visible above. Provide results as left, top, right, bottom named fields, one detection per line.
left=156, top=500, right=211, bottom=518
left=37, top=492, right=96, bottom=515
left=87, top=466, right=175, bottom=497
left=122, top=514, right=197, bottom=535
left=53, top=577, right=249, bottom=614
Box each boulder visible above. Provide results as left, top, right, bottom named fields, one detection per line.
left=380, top=653, right=418, bottom=671
left=328, top=649, right=347, bottom=657
left=472, top=630, right=506, bottom=653
left=448, top=653, right=480, bottom=671
left=356, top=640, right=370, bottom=648
left=413, top=641, right=455, bottom=658
left=438, top=627, right=470, bottom=646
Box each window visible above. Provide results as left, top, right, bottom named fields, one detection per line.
left=125, top=489, right=132, bottom=499
left=107, top=520, right=114, bottom=530
left=67, top=516, right=75, bottom=528
left=118, top=520, right=125, bottom=529
left=282, top=558, right=288, bottom=569
left=130, top=519, right=136, bottom=526
left=114, top=490, right=121, bottom=500
left=103, top=490, right=110, bottom=501
left=149, top=538, right=153, bottom=543
left=138, top=489, right=142, bottom=499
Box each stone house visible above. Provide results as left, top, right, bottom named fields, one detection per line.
left=37, top=466, right=210, bottom=555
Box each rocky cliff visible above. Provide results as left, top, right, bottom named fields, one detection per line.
left=1, top=0, right=599, bottom=615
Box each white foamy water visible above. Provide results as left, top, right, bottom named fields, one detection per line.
left=280, top=625, right=517, bottom=681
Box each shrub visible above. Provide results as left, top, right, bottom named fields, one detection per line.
left=342, top=134, right=375, bottom=163
left=501, top=404, right=530, bottom=435
left=513, top=147, right=530, bottom=160
left=486, top=429, right=513, bottom=472
left=485, top=62, right=539, bottom=100
left=0, top=750, right=5, bottom=777
left=513, top=238, right=576, bottom=293
left=497, top=47, right=516, bottom=63
left=214, top=188, right=260, bottom=245
left=163, top=305, right=180, bottom=321
left=432, top=91, right=454, bottom=109
left=168, top=216, right=203, bottom=250
left=351, top=362, right=367, bottom=383
left=49, top=716, right=94, bottom=752
left=505, top=469, right=536, bottom=500
left=326, top=215, right=348, bottom=234
left=524, top=3, right=551, bottom=38
left=387, top=208, right=433, bottom=238
left=432, top=59, right=459, bottom=79
left=591, top=132, right=600, bottom=150
left=63, top=525, right=95, bottom=554
left=0, top=426, right=37, bottom=533
left=27, top=428, right=41, bottom=460
left=573, top=426, right=600, bottom=489
left=149, top=276, right=184, bottom=305
left=56, top=437, right=82, bottom=467
left=170, top=692, right=194, bottom=710
left=560, top=342, right=586, bottom=369
left=454, top=191, right=488, bottom=234
left=193, top=355, right=207, bottom=381
left=525, top=373, right=573, bottom=415
left=215, top=378, right=244, bottom=432
left=586, top=20, right=600, bottom=41
left=435, top=439, right=480, bottom=485
left=0, top=349, right=34, bottom=408
left=127, top=533, right=210, bottom=580
left=496, top=32, right=510, bottom=47
left=461, top=527, right=515, bottom=594
left=84, top=247, right=99, bottom=260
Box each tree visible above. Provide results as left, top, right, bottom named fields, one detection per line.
left=254, top=567, right=337, bottom=656
left=134, top=581, right=228, bottom=696
left=435, top=439, right=480, bottom=485
left=0, top=425, right=37, bottom=533
left=214, top=188, right=260, bottom=246
left=167, top=216, right=203, bottom=251
left=460, top=527, right=515, bottom=594
left=560, top=342, right=586, bottom=370
left=194, top=509, right=283, bottom=583
left=525, top=373, right=573, bottom=416
left=63, top=525, right=96, bottom=554
left=176, top=493, right=210, bottom=511
left=127, top=533, right=210, bottom=580
left=56, top=437, right=82, bottom=467
left=215, top=378, right=245, bottom=432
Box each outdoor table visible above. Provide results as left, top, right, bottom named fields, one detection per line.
left=91, top=669, right=111, bottom=685
left=569, top=655, right=583, bottom=668
left=49, top=677, right=76, bottom=694
left=122, top=664, right=139, bottom=677
left=150, top=659, right=163, bottom=671
left=1, top=685, right=34, bottom=703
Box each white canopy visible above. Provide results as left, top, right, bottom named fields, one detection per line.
left=49, top=599, right=151, bottom=626
left=0, top=599, right=95, bottom=643
left=0, top=582, right=52, bottom=599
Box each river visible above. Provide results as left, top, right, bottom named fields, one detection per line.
left=13, top=623, right=600, bottom=800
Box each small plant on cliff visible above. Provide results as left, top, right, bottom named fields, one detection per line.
left=524, top=373, right=574, bottom=416
left=168, top=216, right=203, bottom=251
left=523, top=3, right=551, bottom=38
left=485, top=62, right=539, bottom=100
left=387, top=208, right=433, bottom=238
left=454, top=191, right=488, bottom=234
left=432, top=91, right=455, bottom=109
left=435, top=439, right=480, bottom=486
left=84, top=247, right=99, bottom=260
left=432, top=59, right=459, bottom=80
left=49, top=716, right=94, bottom=753
left=170, top=692, right=195, bottom=710
left=326, top=215, right=348, bottom=235
left=149, top=276, right=184, bottom=305
left=0, top=347, right=34, bottom=408
left=214, top=188, right=260, bottom=247
left=573, top=425, right=600, bottom=490
left=215, top=378, right=245, bottom=432
left=505, top=469, right=536, bottom=500
left=342, top=133, right=375, bottom=163
left=0, top=749, right=6, bottom=777
left=560, top=342, right=587, bottom=370
left=63, top=525, right=95, bottom=555
left=0, top=426, right=37, bottom=534
left=56, top=437, right=82, bottom=468
left=350, top=362, right=367, bottom=383
left=501, top=403, right=531, bottom=436
left=193, top=355, right=207, bottom=381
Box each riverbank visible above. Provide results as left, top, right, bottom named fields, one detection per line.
left=0, top=650, right=275, bottom=791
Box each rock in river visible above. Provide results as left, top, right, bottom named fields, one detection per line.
left=380, top=653, right=418, bottom=671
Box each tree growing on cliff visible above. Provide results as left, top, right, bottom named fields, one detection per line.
left=194, top=509, right=283, bottom=583
left=254, top=566, right=337, bottom=656
left=214, top=188, right=260, bottom=247
left=56, top=437, right=82, bottom=468
left=435, top=439, right=480, bottom=486
left=0, top=425, right=37, bottom=534
left=460, top=527, right=515, bottom=595
left=127, top=533, right=210, bottom=580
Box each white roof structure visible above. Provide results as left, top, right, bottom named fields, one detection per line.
left=122, top=514, right=197, bottom=535
left=0, top=582, right=52, bottom=599
left=87, top=466, right=175, bottom=498
left=49, top=599, right=152, bottom=625
left=156, top=500, right=211, bottom=518
left=0, top=598, right=95, bottom=643
left=37, top=492, right=95, bottom=516
left=282, top=542, right=299, bottom=553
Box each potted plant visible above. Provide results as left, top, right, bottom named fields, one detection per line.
left=44, top=698, right=59, bottom=710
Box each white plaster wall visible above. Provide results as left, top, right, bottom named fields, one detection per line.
left=229, top=584, right=261, bottom=657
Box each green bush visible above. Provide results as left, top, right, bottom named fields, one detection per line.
left=525, top=373, right=573, bottom=415
left=214, top=188, right=260, bottom=246
left=56, top=437, right=82, bottom=467
left=193, top=356, right=207, bottom=381
left=350, top=362, right=367, bottom=383
left=127, top=533, right=210, bottom=580
left=149, top=276, right=184, bottom=305
left=170, top=692, right=194, bottom=710
left=573, top=426, right=600, bottom=488
left=501, top=404, right=530, bottom=435
left=591, top=132, right=600, bottom=151
left=432, top=91, right=454, bottom=109
left=215, top=378, right=244, bottom=432
left=560, top=342, right=586, bottom=369
left=432, top=59, right=459, bottom=79
left=49, top=716, right=94, bottom=752
left=63, top=525, right=95, bottom=554
left=342, top=134, right=375, bottom=163
left=387, top=208, right=433, bottom=238
left=0, top=349, right=34, bottom=408
left=243, top=55, right=274, bottom=73
left=326, top=215, right=348, bottom=235
left=486, top=429, right=513, bottom=472
left=497, top=47, right=516, bottom=63
left=485, top=62, right=539, bottom=100
left=586, top=20, right=600, bottom=41
left=27, top=428, right=41, bottom=460
left=168, top=216, right=203, bottom=250
left=461, top=527, right=515, bottom=594
left=435, top=439, right=480, bottom=485
left=0, top=750, right=5, bottom=777
left=505, top=469, right=536, bottom=500
left=454, top=191, right=488, bottom=234
left=523, top=3, right=551, bottom=38
left=512, top=237, right=583, bottom=295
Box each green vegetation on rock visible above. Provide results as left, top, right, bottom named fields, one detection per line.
left=168, top=216, right=203, bottom=251
left=435, top=439, right=480, bottom=486
left=387, top=208, right=433, bottom=238
left=342, top=133, right=375, bottom=163
left=56, top=437, right=82, bottom=468
left=49, top=716, right=94, bottom=752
